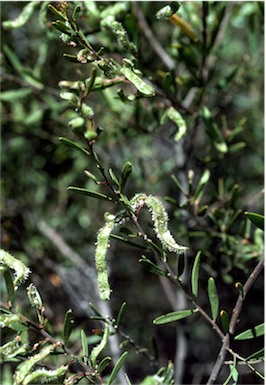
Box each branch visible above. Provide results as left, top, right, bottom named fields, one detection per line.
left=229, top=257, right=264, bottom=335
left=0, top=301, right=102, bottom=384
left=134, top=2, right=175, bottom=70
left=207, top=257, right=264, bottom=384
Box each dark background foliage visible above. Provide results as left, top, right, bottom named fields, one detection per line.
left=1, top=2, right=264, bottom=384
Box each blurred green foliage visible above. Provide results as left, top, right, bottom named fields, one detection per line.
left=1, top=1, right=264, bottom=384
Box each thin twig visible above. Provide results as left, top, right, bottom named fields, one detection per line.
left=134, top=2, right=175, bottom=70
left=207, top=257, right=264, bottom=384
left=229, top=257, right=264, bottom=335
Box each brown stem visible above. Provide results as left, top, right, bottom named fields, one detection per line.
left=207, top=257, right=264, bottom=384
left=134, top=2, right=175, bottom=70
left=230, top=257, right=264, bottom=335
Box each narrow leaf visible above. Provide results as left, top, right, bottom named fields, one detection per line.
left=208, top=277, right=219, bottom=321
left=220, top=310, right=229, bottom=333
left=168, top=107, right=187, bottom=142
left=139, top=256, right=166, bottom=276
left=235, top=323, right=264, bottom=340
left=109, top=169, right=120, bottom=188
left=63, top=309, right=74, bottom=344
left=120, top=67, right=155, bottom=97
left=81, top=329, right=89, bottom=364
left=235, top=282, right=244, bottom=299
left=3, top=270, right=15, bottom=304
left=153, top=309, right=197, bottom=325
left=48, top=4, right=67, bottom=20
left=194, top=170, right=211, bottom=200
left=73, top=5, right=81, bottom=20
left=246, top=347, right=264, bottom=361
left=169, top=14, right=198, bottom=42
left=59, top=137, right=90, bottom=156
left=89, top=303, right=103, bottom=317
left=191, top=251, right=201, bottom=297
left=52, top=20, right=72, bottom=35
left=245, top=212, right=264, bottom=231
left=90, top=323, right=109, bottom=367
left=120, top=161, right=132, bottom=191
left=107, top=351, right=128, bottom=385
left=3, top=2, right=40, bottom=29
left=97, top=356, right=111, bottom=373
left=68, top=187, right=113, bottom=201
left=171, top=174, right=187, bottom=195
left=116, top=302, right=127, bottom=327
left=0, top=88, right=32, bottom=101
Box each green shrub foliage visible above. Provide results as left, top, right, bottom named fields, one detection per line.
left=1, top=2, right=264, bottom=384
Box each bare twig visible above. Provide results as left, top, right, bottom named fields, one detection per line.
left=134, top=2, right=175, bottom=70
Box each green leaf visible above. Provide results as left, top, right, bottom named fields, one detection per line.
left=167, top=107, right=187, bottom=142
left=90, top=323, right=109, bottom=367
left=3, top=46, right=44, bottom=90
left=200, top=106, right=228, bottom=153
left=107, top=351, right=128, bottom=385
left=109, top=169, right=120, bottom=188
left=73, top=5, right=81, bottom=20
left=89, top=303, right=103, bottom=317
left=208, top=277, right=219, bottom=321
left=191, top=251, right=201, bottom=297
left=63, top=309, right=74, bottom=344
left=68, top=187, right=113, bottom=201
left=139, top=256, right=166, bottom=276
left=97, top=356, right=111, bottom=373
left=48, top=4, right=67, bottom=20
left=171, top=174, right=187, bottom=195
left=246, top=347, right=264, bottom=361
left=81, top=329, right=89, bottom=364
left=235, top=323, right=264, bottom=340
left=153, top=309, right=197, bottom=325
left=120, top=67, right=155, bottom=97
left=228, top=142, right=246, bottom=153
left=194, top=170, right=211, bottom=200
left=229, top=364, right=239, bottom=383
left=2, top=2, right=40, bottom=29
left=235, top=282, right=244, bottom=299
left=3, top=270, right=15, bottom=304
left=116, top=302, right=127, bottom=327
left=59, top=137, right=90, bottom=156
left=0, top=88, right=32, bottom=102
left=52, top=20, right=72, bottom=35
left=120, top=162, right=132, bottom=191
left=245, top=212, right=264, bottom=231
left=84, top=170, right=98, bottom=184
left=220, top=310, right=229, bottom=333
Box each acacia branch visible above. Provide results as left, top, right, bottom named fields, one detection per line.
left=207, top=257, right=264, bottom=384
